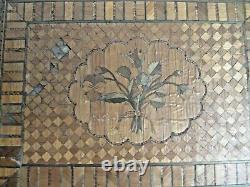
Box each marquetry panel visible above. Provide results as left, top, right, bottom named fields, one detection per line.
left=21, top=22, right=249, bottom=164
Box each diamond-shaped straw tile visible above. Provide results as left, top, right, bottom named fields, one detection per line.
left=64, top=151, right=73, bottom=161
left=42, top=152, right=51, bottom=162
left=97, top=149, right=107, bottom=159
left=54, top=152, right=62, bottom=162
left=31, top=152, right=41, bottom=163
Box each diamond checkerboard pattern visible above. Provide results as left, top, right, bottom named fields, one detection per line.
left=23, top=23, right=250, bottom=164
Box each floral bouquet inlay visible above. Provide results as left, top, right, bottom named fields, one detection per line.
left=69, top=38, right=206, bottom=144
